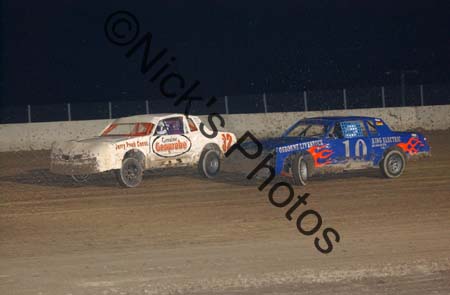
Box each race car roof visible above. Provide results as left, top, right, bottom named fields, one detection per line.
left=303, top=116, right=381, bottom=122
left=112, top=113, right=195, bottom=124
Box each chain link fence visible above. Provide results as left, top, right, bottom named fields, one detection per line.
left=1, top=83, right=450, bottom=124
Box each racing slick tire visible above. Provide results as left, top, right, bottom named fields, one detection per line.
left=380, top=148, right=406, bottom=178
left=292, top=154, right=313, bottom=186
left=115, top=157, right=144, bottom=188
left=198, top=149, right=221, bottom=179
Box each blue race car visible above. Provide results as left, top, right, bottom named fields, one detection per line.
left=266, top=116, right=430, bottom=185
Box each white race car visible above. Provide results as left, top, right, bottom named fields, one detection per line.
left=50, top=113, right=236, bottom=187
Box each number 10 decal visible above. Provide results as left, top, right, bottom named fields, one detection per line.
left=343, top=139, right=367, bottom=158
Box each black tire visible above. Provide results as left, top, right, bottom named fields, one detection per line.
left=292, top=154, right=312, bottom=186
left=380, top=149, right=406, bottom=178
left=115, top=157, right=143, bottom=188
left=198, top=149, right=221, bottom=179
left=71, top=174, right=90, bottom=183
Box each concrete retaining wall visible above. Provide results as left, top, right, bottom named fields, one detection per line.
left=0, top=105, right=449, bottom=152
left=226, top=105, right=450, bottom=139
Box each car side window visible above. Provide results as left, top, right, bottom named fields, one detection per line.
left=340, top=121, right=367, bottom=138
left=331, top=123, right=344, bottom=139
left=155, top=117, right=185, bottom=135
left=367, top=120, right=378, bottom=135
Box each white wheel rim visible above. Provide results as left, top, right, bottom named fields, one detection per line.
left=388, top=154, right=402, bottom=174
left=299, top=160, right=308, bottom=181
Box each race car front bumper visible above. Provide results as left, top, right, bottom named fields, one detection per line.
left=50, top=155, right=100, bottom=175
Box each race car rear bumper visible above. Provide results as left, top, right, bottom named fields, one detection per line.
left=407, top=151, right=431, bottom=160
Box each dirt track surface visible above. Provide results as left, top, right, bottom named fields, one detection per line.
left=1, top=131, right=449, bottom=295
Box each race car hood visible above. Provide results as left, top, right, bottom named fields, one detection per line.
left=51, top=136, right=135, bottom=158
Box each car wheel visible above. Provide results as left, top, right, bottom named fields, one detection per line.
left=71, top=174, right=90, bottom=183
left=380, top=149, right=406, bottom=178
left=115, top=157, right=143, bottom=188
left=292, top=154, right=311, bottom=186
left=198, top=149, right=221, bottom=179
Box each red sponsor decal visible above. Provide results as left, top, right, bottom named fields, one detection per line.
left=308, top=145, right=333, bottom=167
left=397, top=137, right=424, bottom=155
left=152, top=135, right=192, bottom=157
left=221, top=133, right=233, bottom=152
left=155, top=140, right=188, bottom=152
left=115, top=140, right=148, bottom=150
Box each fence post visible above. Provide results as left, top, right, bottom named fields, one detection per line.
left=262, top=93, right=268, bottom=113
left=108, top=101, right=112, bottom=119
left=27, top=105, right=31, bottom=123
left=67, top=103, right=71, bottom=121
left=381, top=86, right=386, bottom=108
left=419, top=84, right=424, bottom=106
left=343, top=88, right=347, bottom=109
left=145, top=100, right=149, bottom=114
left=303, top=90, right=308, bottom=112
left=224, top=96, right=229, bottom=114
left=401, top=71, right=406, bottom=106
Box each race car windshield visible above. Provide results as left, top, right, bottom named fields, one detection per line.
left=101, top=123, right=154, bottom=136
left=284, top=123, right=327, bottom=139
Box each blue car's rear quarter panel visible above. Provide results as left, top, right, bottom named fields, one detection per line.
left=369, top=120, right=430, bottom=165
left=371, top=131, right=430, bottom=165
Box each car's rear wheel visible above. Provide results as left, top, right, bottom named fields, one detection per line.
left=292, top=154, right=312, bottom=186
left=198, top=149, right=221, bottom=179
left=380, top=149, right=406, bottom=178
left=115, top=157, right=143, bottom=188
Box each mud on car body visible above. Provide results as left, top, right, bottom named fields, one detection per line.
left=50, top=113, right=236, bottom=187
left=264, top=116, right=430, bottom=185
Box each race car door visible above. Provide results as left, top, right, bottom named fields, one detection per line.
left=327, top=120, right=372, bottom=167
left=149, top=116, right=193, bottom=166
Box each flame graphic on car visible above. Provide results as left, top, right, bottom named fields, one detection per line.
left=397, top=137, right=424, bottom=155
left=308, top=145, right=333, bottom=167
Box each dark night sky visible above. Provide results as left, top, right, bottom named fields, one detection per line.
left=1, top=0, right=449, bottom=107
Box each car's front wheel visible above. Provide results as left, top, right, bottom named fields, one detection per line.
left=380, top=149, right=406, bottom=178
left=115, top=157, right=143, bottom=188
left=292, top=154, right=312, bottom=186
left=71, top=174, right=90, bottom=183
left=198, top=149, right=221, bottom=179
